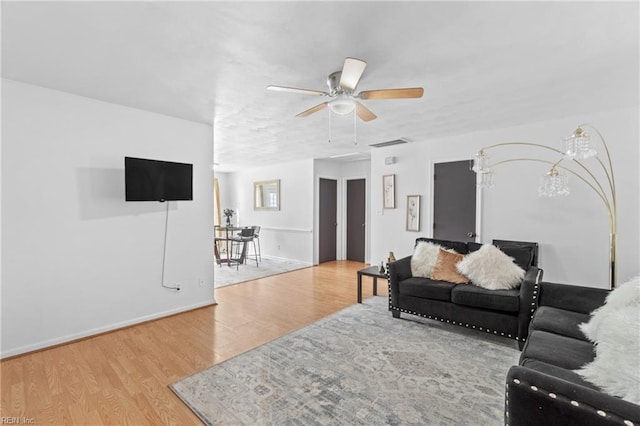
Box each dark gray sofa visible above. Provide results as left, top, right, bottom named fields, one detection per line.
left=506, top=281, right=640, bottom=425
left=388, top=238, right=543, bottom=350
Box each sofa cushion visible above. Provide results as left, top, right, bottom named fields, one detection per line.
left=416, top=238, right=468, bottom=254
left=398, top=278, right=454, bottom=301
left=467, top=241, right=483, bottom=252
left=520, top=358, right=601, bottom=391
left=431, top=248, right=468, bottom=284
left=521, top=330, right=595, bottom=370
left=530, top=306, right=591, bottom=341
left=499, top=246, right=534, bottom=270
left=493, top=239, right=539, bottom=267
left=538, top=282, right=608, bottom=315
left=451, top=285, right=520, bottom=312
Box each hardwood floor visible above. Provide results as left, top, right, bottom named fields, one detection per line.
left=0, top=260, right=387, bottom=425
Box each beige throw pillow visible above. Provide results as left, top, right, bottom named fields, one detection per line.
left=431, top=248, right=469, bottom=284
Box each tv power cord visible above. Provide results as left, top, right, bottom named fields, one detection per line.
left=161, top=200, right=181, bottom=292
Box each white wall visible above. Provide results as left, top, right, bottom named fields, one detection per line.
left=220, top=159, right=314, bottom=263
left=1, top=80, right=215, bottom=358
left=371, top=107, right=639, bottom=289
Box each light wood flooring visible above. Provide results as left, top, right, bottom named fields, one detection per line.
left=0, top=260, right=387, bottom=425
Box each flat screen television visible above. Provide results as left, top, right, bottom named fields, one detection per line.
left=125, top=157, right=193, bottom=202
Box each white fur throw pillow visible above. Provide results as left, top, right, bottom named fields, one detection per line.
left=576, top=305, right=640, bottom=403
left=455, top=244, right=524, bottom=290
left=576, top=276, right=640, bottom=403
left=411, top=242, right=441, bottom=278
left=580, top=276, right=640, bottom=342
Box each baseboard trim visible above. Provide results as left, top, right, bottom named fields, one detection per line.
left=260, top=254, right=313, bottom=265
left=0, top=299, right=216, bottom=360
left=260, top=226, right=313, bottom=233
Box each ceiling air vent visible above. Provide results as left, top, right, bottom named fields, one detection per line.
left=328, top=152, right=371, bottom=162
left=369, top=138, right=409, bottom=148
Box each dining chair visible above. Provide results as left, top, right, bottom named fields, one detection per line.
left=251, top=225, right=261, bottom=262
left=232, top=227, right=259, bottom=268
left=214, top=225, right=223, bottom=266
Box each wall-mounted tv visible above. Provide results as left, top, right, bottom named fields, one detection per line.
left=125, top=157, right=193, bottom=202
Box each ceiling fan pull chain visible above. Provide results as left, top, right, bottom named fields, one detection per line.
left=328, top=108, right=332, bottom=143
left=353, top=109, right=358, bottom=145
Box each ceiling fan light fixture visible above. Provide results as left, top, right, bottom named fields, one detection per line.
left=267, top=57, right=423, bottom=122
left=328, top=94, right=355, bottom=115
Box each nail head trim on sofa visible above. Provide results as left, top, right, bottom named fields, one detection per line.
left=506, top=376, right=636, bottom=426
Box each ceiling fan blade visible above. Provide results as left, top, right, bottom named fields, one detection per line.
left=267, top=85, right=327, bottom=96
left=355, top=102, right=377, bottom=122
left=359, top=87, right=424, bottom=100
left=296, top=102, right=328, bottom=117
left=339, top=57, right=367, bottom=91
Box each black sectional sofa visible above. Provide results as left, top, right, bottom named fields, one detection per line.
left=506, top=281, right=640, bottom=425
left=388, top=238, right=543, bottom=349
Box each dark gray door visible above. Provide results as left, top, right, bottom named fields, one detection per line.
left=319, top=178, right=337, bottom=263
left=433, top=160, right=476, bottom=242
left=346, top=179, right=366, bottom=262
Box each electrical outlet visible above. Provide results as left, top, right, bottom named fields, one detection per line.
left=199, top=278, right=205, bottom=287
left=277, top=244, right=281, bottom=250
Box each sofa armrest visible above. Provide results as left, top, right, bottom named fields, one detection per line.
left=506, top=366, right=640, bottom=425
left=517, top=266, right=543, bottom=347
left=538, top=282, right=609, bottom=314
left=388, top=255, right=412, bottom=307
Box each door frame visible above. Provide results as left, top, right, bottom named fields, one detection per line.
left=428, top=157, right=483, bottom=242
left=341, top=176, right=368, bottom=264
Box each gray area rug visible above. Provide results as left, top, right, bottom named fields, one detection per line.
left=170, top=297, right=519, bottom=425
left=214, top=256, right=311, bottom=288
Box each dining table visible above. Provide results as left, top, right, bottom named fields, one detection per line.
left=214, top=226, right=247, bottom=267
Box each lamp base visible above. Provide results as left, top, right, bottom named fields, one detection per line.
left=610, top=232, right=617, bottom=289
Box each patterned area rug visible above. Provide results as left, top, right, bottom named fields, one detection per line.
left=214, top=256, right=312, bottom=288
left=170, top=297, right=520, bottom=425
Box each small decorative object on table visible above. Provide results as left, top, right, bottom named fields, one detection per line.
left=223, top=208, right=234, bottom=226
left=388, top=251, right=396, bottom=263
left=379, top=261, right=386, bottom=274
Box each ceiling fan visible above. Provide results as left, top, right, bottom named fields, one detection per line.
left=267, top=57, right=424, bottom=122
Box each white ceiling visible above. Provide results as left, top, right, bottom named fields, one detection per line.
left=2, top=2, right=638, bottom=172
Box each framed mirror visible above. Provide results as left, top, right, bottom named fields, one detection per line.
left=254, top=179, right=280, bottom=210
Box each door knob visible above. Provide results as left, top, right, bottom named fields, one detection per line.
left=467, top=232, right=476, bottom=238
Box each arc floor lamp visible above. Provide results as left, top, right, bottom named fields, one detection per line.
left=472, top=125, right=617, bottom=289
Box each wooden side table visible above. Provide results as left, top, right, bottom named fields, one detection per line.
left=357, top=265, right=387, bottom=303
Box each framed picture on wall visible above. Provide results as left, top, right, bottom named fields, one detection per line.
left=406, top=195, right=420, bottom=231
left=383, top=174, right=395, bottom=209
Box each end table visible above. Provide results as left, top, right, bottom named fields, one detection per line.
left=357, top=265, right=387, bottom=303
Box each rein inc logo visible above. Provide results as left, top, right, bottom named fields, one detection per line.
left=1, top=418, right=35, bottom=425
